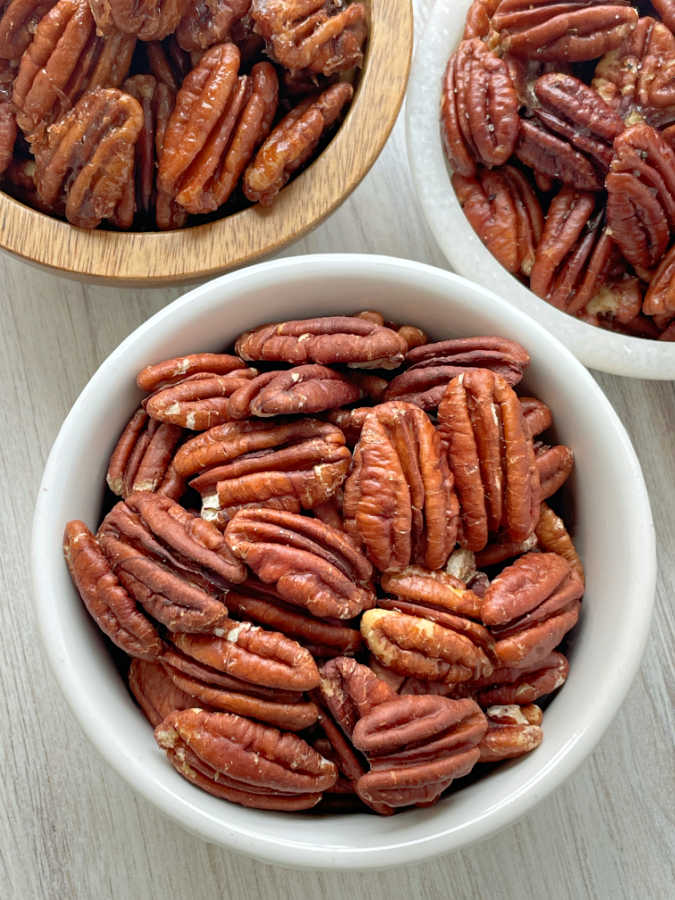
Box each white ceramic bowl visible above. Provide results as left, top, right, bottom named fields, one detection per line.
left=32, top=254, right=655, bottom=869
left=405, top=0, right=675, bottom=380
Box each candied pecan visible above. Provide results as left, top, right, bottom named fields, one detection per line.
left=381, top=567, right=483, bottom=620
left=475, top=532, right=538, bottom=567
left=242, top=82, right=353, bottom=207
left=145, top=35, right=191, bottom=90
left=361, top=609, right=494, bottom=684
left=89, top=0, right=188, bottom=40
left=463, top=0, right=500, bottom=39
left=437, top=370, right=540, bottom=553
left=535, top=502, right=584, bottom=579
left=12, top=0, right=135, bottom=141
left=478, top=703, right=543, bottom=762
left=535, top=443, right=574, bottom=499
left=0, top=98, right=14, bottom=174
left=144, top=369, right=257, bottom=429
left=33, top=87, right=142, bottom=228
left=155, top=709, right=337, bottom=809
left=106, top=408, right=184, bottom=499
left=251, top=0, right=366, bottom=77
left=343, top=402, right=459, bottom=572
left=441, top=40, right=519, bottom=177
left=606, top=124, right=675, bottom=269
left=520, top=397, right=552, bottom=438
left=0, top=0, right=57, bottom=60
left=137, top=352, right=245, bottom=392
left=515, top=119, right=603, bottom=191
left=474, top=651, right=569, bottom=706
left=651, top=0, right=675, bottom=33
left=63, top=520, right=162, bottom=659
left=175, top=0, right=249, bottom=50
left=129, top=658, right=196, bottom=726
left=482, top=551, right=583, bottom=668
left=225, top=508, right=375, bottom=618
left=1, top=156, right=52, bottom=209
left=318, top=657, right=396, bottom=737
left=643, top=243, right=675, bottom=316
left=230, top=11, right=264, bottom=60
left=491, top=0, right=637, bottom=62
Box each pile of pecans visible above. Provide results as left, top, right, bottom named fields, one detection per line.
left=64, top=312, right=584, bottom=814
left=441, top=0, right=675, bottom=341
left=0, top=0, right=367, bottom=229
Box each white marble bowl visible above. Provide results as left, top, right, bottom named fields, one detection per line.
left=32, top=255, right=655, bottom=868
left=405, top=0, right=675, bottom=379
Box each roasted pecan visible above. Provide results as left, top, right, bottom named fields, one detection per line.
left=643, top=243, right=675, bottom=316
left=137, top=352, right=245, bottom=392
left=0, top=0, right=56, bottom=60
left=441, top=39, right=519, bottom=177
left=606, top=124, right=675, bottom=268
left=520, top=397, right=552, bottom=438
left=381, top=566, right=483, bottom=620
left=474, top=531, right=538, bottom=567
left=0, top=98, right=14, bottom=173
left=535, top=443, right=574, bottom=499
left=12, top=0, right=135, bottom=142
left=242, top=82, right=353, bottom=207
left=106, top=408, right=184, bottom=499
left=250, top=0, right=367, bottom=77
left=535, top=502, right=584, bottom=579
left=491, top=0, right=637, bottom=62
left=144, top=369, right=257, bottom=429
left=343, top=402, right=459, bottom=573
left=473, top=651, right=569, bottom=706
left=155, top=709, right=336, bottom=809
left=463, top=0, right=500, bottom=39
left=478, top=703, right=543, bottom=762
left=63, top=520, right=162, bottom=659
left=226, top=508, right=375, bottom=618
left=175, top=0, right=249, bottom=50
left=33, top=87, right=142, bottom=228
left=482, top=551, right=583, bottom=668
left=129, top=658, right=196, bottom=726
left=89, top=0, right=188, bottom=40
left=515, top=119, right=603, bottom=190
left=437, top=370, right=540, bottom=552
left=145, top=35, right=191, bottom=91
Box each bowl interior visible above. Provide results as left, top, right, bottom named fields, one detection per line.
left=32, top=255, right=655, bottom=868
left=404, top=0, right=675, bottom=379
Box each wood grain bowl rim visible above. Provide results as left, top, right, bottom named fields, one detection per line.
left=0, top=0, right=412, bottom=285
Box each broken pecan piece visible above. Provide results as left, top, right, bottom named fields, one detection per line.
left=144, top=368, right=257, bottom=429
left=176, top=0, right=249, bottom=51
left=535, top=502, right=584, bottom=579
left=106, top=408, right=184, bottom=499
left=474, top=532, right=538, bottom=567
left=478, top=703, right=543, bottom=762
left=520, top=397, right=552, bottom=438
left=535, top=443, right=574, bottom=499
left=129, top=658, right=197, bottom=726
left=89, top=0, right=188, bottom=40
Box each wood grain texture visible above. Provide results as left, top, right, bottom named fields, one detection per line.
left=0, top=0, right=412, bottom=285
left=0, top=1, right=673, bottom=897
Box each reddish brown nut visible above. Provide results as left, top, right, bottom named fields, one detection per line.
left=242, top=82, right=353, bottom=207
left=0, top=0, right=57, bottom=61
left=437, top=370, right=540, bottom=553
left=318, top=657, right=396, bottom=737
left=137, top=353, right=245, bottom=392
left=176, top=0, right=249, bottom=51
left=441, top=39, right=519, bottom=177
left=582, top=275, right=643, bottom=329
left=0, top=98, right=15, bottom=174
left=463, top=0, right=500, bottom=39
left=228, top=365, right=364, bottom=419
left=145, top=34, right=191, bottom=90
left=474, top=651, right=569, bottom=706
left=651, top=0, right=675, bottom=34
left=106, top=408, right=184, bottom=499
left=312, top=491, right=345, bottom=533
left=343, top=402, right=459, bottom=573
left=144, top=369, right=257, bottom=430
left=155, top=709, right=337, bottom=809
left=381, top=567, right=483, bottom=620
left=250, top=0, right=367, bottom=77
left=520, top=397, right=552, bottom=438
left=129, top=658, right=196, bottom=726
left=643, top=243, right=675, bottom=316
left=478, top=703, right=543, bottom=762
left=226, top=507, right=375, bottom=619
left=89, top=0, right=188, bottom=40
left=535, top=443, right=574, bottom=499
left=355, top=312, right=429, bottom=353
left=33, top=87, right=142, bottom=228
left=482, top=551, right=583, bottom=668
left=475, top=532, right=538, bottom=567
left=535, top=502, right=584, bottom=580
left=515, top=119, right=603, bottom=191
left=321, top=406, right=371, bottom=446
left=658, top=320, right=675, bottom=340
left=491, top=0, right=637, bottom=62
left=12, top=0, right=136, bottom=142
left=63, top=520, right=162, bottom=659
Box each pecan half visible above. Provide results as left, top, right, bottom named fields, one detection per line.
left=520, top=397, right=552, bottom=438
left=155, top=709, right=337, bottom=809
left=643, top=242, right=675, bottom=316
left=515, top=118, right=603, bottom=190
left=63, top=520, right=162, bottom=659
left=535, top=502, right=584, bottom=579
left=242, top=82, right=353, bottom=207
left=137, top=352, right=245, bottom=392
left=478, top=703, right=543, bottom=762
left=318, top=657, right=396, bottom=737
left=0, top=0, right=56, bottom=61
left=144, top=369, right=257, bottom=429
left=176, top=0, right=249, bottom=51
left=441, top=39, right=519, bottom=177
left=381, top=566, right=483, bottom=620
left=355, top=311, right=429, bottom=353
left=89, top=0, right=188, bottom=40
left=145, top=34, right=191, bottom=91
left=225, top=508, right=375, bottom=619
left=473, top=650, right=569, bottom=706
left=106, top=408, right=184, bottom=499
left=463, top=0, right=500, bottom=40
left=437, top=370, right=540, bottom=552
left=129, top=658, right=196, bottom=726
left=535, top=443, right=574, bottom=499
left=343, top=402, right=459, bottom=573
left=321, top=406, right=371, bottom=446
left=475, top=532, right=538, bottom=567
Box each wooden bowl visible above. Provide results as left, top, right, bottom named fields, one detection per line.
left=0, top=0, right=412, bottom=285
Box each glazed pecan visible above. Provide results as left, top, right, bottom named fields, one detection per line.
left=452, top=166, right=544, bottom=276
left=491, top=0, right=637, bottom=62
left=482, top=551, right=583, bottom=668
left=89, top=0, right=188, bottom=40
left=242, top=82, right=353, bottom=207
left=250, top=0, right=367, bottom=77
left=515, top=119, right=603, bottom=191
left=643, top=243, right=675, bottom=316
left=478, top=703, right=543, bottom=762
left=381, top=567, right=483, bottom=620
left=651, top=0, right=675, bottom=33
left=145, top=34, right=191, bottom=91
left=535, top=443, right=574, bottom=499
left=437, top=370, right=540, bottom=552
left=520, top=397, right=552, bottom=438
left=137, top=352, right=245, bottom=392
left=33, top=87, right=142, bottom=228
left=0, top=0, right=56, bottom=60
left=12, top=0, right=135, bottom=141
left=175, top=0, right=249, bottom=51
left=441, top=39, right=519, bottom=177
left=129, top=658, right=196, bottom=726
left=606, top=124, right=675, bottom=269
left=535, top=502, right=584, bottom=579
left=63, top=520, right=162, bottom=659
left=144, top=369, right=257, bottom=429
left=0, top=98, right=14, bottom=174
left=463, top=0, right=500, bottom=39
left=155, top=709, right=337, bottom=809
left=225, top=508, right=375, bottom=619
left=343, top=402, right=459, bottom=572
left=106, top=408, right=184, bottom=499
left=174, top=418, right=350, bottom=523
left=473, top=651, right=569, bottom=706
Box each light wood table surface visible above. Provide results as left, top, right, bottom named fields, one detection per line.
left=1, top=2, right=673, bottom=895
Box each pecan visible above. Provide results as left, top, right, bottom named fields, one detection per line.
left=658, top=320, right=675, bottom=340
left=1, top=156, right=49, bottom=210
left=520, top=397, right=552, bottom=438
left=321, top=406, right=371, bottom=446
left=318, top=657, right=396, bottom=737
left=452, top=166, right=544, bottom=276
left=0, top=98, right=14, bottom=174
left=176, top=0, right=249, bottom=51
left=361, top=609, right=494, bottom=684
left=643, top=243, right=675, bottom=316
left=515, top=119, right=603, bottom=191
left=482, top=551, right=583, bottom=668
left=12, top=0, right=135, bottom=142
left=437, top=370, right=540, bottom=552
left=129, top=658, right=196, bottom=726
left=311, top=491, right=345, bottom=534
left=463, top=0, right=500, bottom=39
left=0, top=0, right=56, bottom=61
left=89, top=0, right=188, bottom=40
left=155, top=709, right=337, bottom=809
left=381, top=567, right=483, bottom=620
left=144, top=369, right=258, bottom=429
left=343, top=402, right=459, bottom=572
left=33, top=87, right=142, bottom=228
left=106, top=408, right=184, bottom=499
left=355, top=311, right=429, bottom=353
left=583, top=275, right=643, bottom=328
left=250, top=0, right=367, bottom=77
left=145, top=35, right=191, bottom=91
left=174, top=418, right=350, bottom=524
left=606, top=124, right=675, bottom=269
left=441, top=39, right=519, bottom=177
left=535, top=502, right=584, bottom=580
left=137, top=352, right=245, bottom=392
left=63, top=520, right=162, bottom=659
left=491, top=0, right=637, bottom=62
left=535, top=443, right=574, bottom=499
left=242, top=82, right=353, bottom=207
left=230, top=12, right=265, bottom=61
left=475, top=532, right=538, bottom=567
left=478, top=703, right=543, bottom=762
left=473, top=651, right=569, bottom=706
left=652, top=0, right=675, bottom=33
left=445, top=547, right=478, bottom=584
left=225, top=508, right=375, bottom=618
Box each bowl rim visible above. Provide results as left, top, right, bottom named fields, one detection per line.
left=404, top=0, right=675, bottom=380
left=31, top=254, right=656, bottom=869
left=1, top=0, right=412, bottom=286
